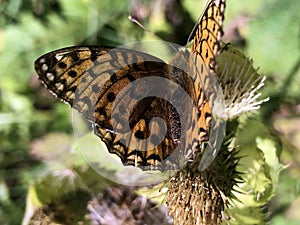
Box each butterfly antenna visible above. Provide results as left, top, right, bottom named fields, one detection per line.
left=186, top=21, right=198, bottom=45
left=128, top=15, right=179, bottom=54
left=128, top=15, right=155, bottom=35
left=186, top=0, right=211, bottom=45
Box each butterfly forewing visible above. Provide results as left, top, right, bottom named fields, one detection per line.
left=35, top=46, right=191, bottom=170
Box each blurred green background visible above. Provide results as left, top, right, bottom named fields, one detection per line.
left=0, top=0, right=299, bottom=224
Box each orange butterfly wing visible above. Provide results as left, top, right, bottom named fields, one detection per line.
left=34, top=0, right=226, bottom=171
left=189, top=0, right=226, bottom=170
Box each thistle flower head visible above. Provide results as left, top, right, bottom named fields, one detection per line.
left=216, top=45, right=269, bottom=119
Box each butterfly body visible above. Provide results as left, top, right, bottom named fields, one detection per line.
left=35, top=0, right=226, bottom=171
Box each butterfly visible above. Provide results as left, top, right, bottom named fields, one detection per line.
left=34, top=0, right=226, bottom=171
